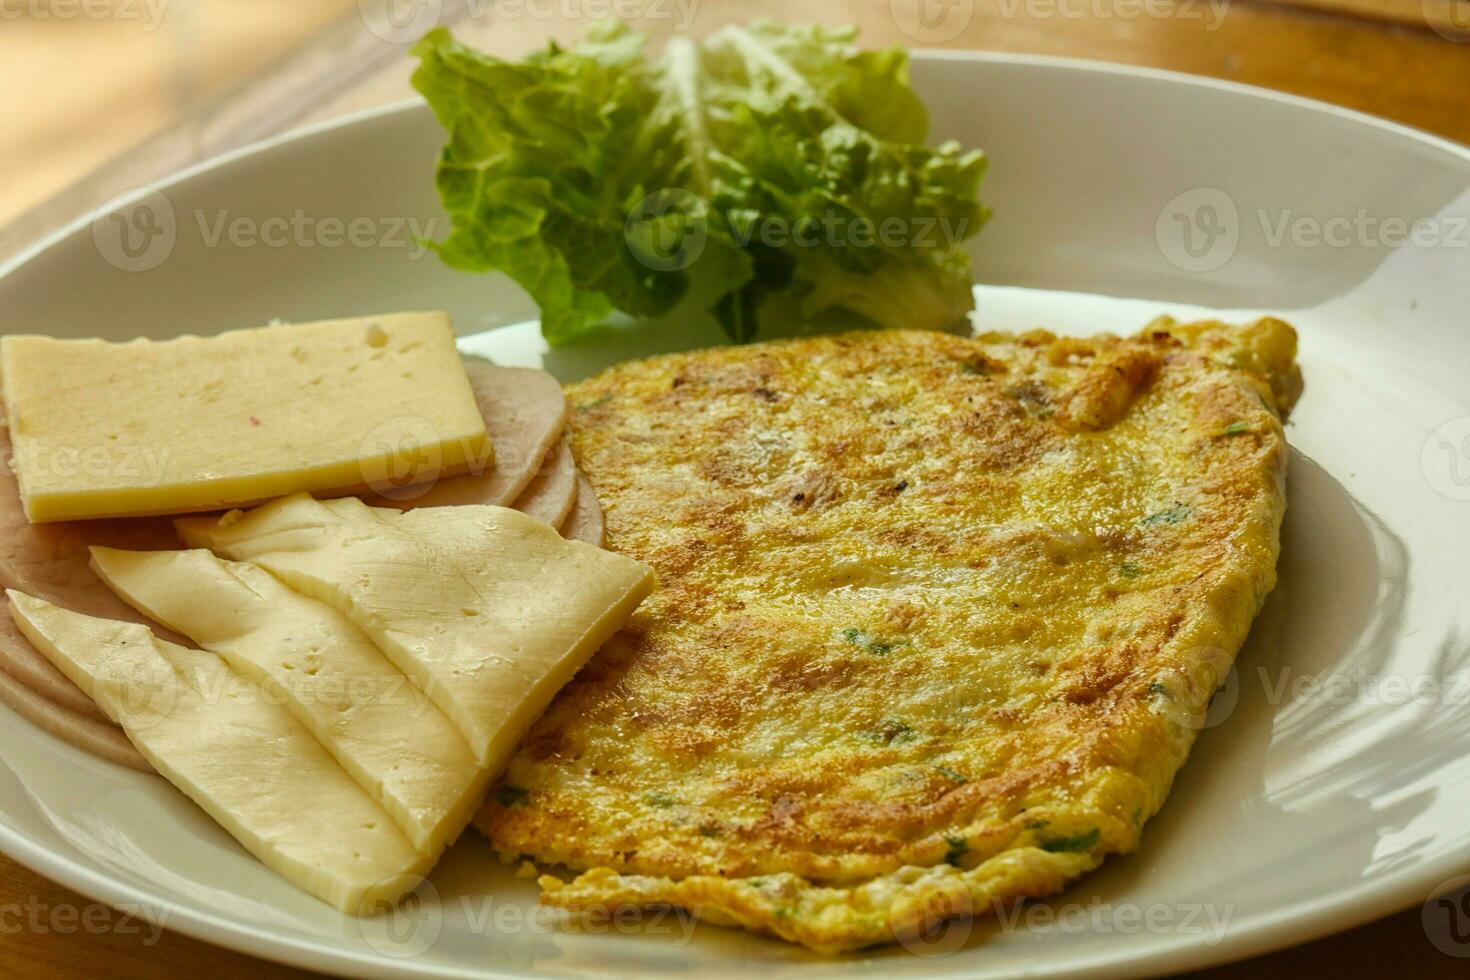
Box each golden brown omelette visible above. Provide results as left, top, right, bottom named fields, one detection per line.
left=476, top=317, right=1300, bottom=952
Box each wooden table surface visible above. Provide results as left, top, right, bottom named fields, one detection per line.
left=1, top=1, right=1468, bottom=976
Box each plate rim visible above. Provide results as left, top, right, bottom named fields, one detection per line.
left=1, top=47, right=1468, bottom=979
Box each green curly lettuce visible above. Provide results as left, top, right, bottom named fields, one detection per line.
left=412, top=21, right=989, bottom=345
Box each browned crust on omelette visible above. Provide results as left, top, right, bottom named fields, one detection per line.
left=477, top=319, right=1297, bottom=951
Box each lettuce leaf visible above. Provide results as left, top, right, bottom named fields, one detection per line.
left=412, top=21, right=989, bottom=345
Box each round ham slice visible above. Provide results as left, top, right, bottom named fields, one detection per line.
left=0, top=610, right=107, bottom=719
left=560, top=473, right=606, bottom=547
left=0, top=657, right=152, bottom=772
left=512, top=439, right=579, bottom=528
left=364, top=362, right=567, bottom=510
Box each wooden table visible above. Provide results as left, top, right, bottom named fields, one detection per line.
left=1, top=1, right=1467, bottom=976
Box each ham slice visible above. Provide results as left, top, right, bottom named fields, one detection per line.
left=560, top=473, right=605, bottom=547
left=511, top=439, right=578, bottom=528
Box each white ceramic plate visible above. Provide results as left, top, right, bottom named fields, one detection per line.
left=2, top=50, right=1469, bottom=979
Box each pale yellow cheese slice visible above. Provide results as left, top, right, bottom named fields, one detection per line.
left=88, top=546, right=488, bottom=856
left=0, top=313, right=491, bottom=522
left=5, top=589, right=429, bottom=914
left=177, top=494, right=654, bottom=769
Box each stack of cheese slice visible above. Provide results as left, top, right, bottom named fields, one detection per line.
left=0, top=327, right=605, bottom=773
left=5, top=494, right=652, bottom=914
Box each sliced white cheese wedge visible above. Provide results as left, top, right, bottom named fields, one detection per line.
left=5, top=589, right=429, bottom=914
left=88, top=547, right=488, bottom=856
left=177, top=494, right=654, bottom=770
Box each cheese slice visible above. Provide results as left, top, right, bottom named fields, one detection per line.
left=5, top=589, right=429, bottom=914
left=177, top=494, right=654, bottom=769
left=88, top=546, right=487, bottom=856
left=0, top=313, right=491, bottom=522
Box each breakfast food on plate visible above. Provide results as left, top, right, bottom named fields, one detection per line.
left=89, top=547, right=489, bottom=855
left=6, top=489, right=651, bottom=913
left=510, top=438, right=579, bottom=528
left=0, top=336, right=604, bottom=769
left=480, top=317, right=1299, bottom=951
left=559, top=474, right=605, bottom=547
left=8, top=591, right=432, bottom=913
left=0, top=313, right=491, bottom=522
left=178, top=494, right=655, bottom=768
left=364, top=363, right=567, bottom=510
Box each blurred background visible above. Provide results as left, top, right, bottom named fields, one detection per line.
left=1, top=1, right=1469, bottom=977
left=3, top=0, right=1470, bottom=261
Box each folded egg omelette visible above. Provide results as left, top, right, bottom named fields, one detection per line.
left=478, top=318, right=1301, bottom=952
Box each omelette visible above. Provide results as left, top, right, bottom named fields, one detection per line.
left=478, top=317, right=1300, bottom=952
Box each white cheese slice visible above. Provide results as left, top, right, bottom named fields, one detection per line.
left=5, top=589, right=429, bottom=914
left=0, top=312, right=491, bottom=522
left=177, top=494, right=654, bottom=769
left=88, top=546, right=488, bottom=856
